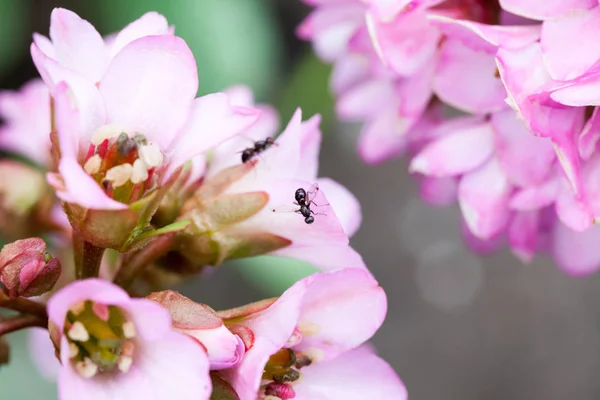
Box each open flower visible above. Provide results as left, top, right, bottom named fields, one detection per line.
left=47, top=279, right=211, bottom=400
left=0, top=79, right=51, bottom=166
left=214, top=268, right=406, bottom=400
left=33, top=9, right=260, bottom=249
left=176, top=91, right=365, bottom=271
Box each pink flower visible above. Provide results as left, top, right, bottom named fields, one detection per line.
left=147, top=290, right=245, bottom=370
left=47, top=279, right=211, bottom=400
left=176, top=87, right=366, bottom=271
left=216, top=268, right=406, bottom=400
left=34, top=9, right=260, bottom=211
left=0, top=79, right=51, bottom=166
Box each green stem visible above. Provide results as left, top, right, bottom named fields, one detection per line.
left=73, top=236, right=106, bottom=280
left=0, top=291, right=47, bottom=319
left=0, top=315, right=46, bottom=336
left=113, top=234, right=176, bottom=290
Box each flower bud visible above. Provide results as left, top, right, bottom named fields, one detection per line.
left=0, top=238, right=61, bottom=298
left=0, top=161, right=56, bottom=240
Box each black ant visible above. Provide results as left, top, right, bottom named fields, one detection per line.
left=241, top=137, right=276, bottom=163
left=294, top=186, right=326, bottom=224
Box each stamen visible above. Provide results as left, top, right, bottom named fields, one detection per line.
left=264, top=397, right=282, bottom=400
left=297, top=321, right=319, bottom=337
left=138, top=142, right=163, bottom=169
left=122, top=321, right=136, bottom=339
left=130, top=159, right=149, bottom=184
left=118, top=356, right=133, bottom=373
left=105, top=164, right=133, bottom=188
left=69, top=343, right=80, bottom=359
left=83, top=154, right=102, bottom=175
left=75, top=357, right=98, bottom=379
left=70, top=301, right=86, bottom=316
left=91, top=125, right=124, bottom=146
left=68, top=321, right=90, bottom=342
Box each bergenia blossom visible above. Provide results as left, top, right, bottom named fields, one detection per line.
left=47, top=279, right=211, bottom=400
left=33, top=9, right=260, bottom=249
left=213, top=268, right=406, bottom=400
left=298, top=0, right=600, bottom=275
left=175, top=87, right=365, bottom=271
left=0, top=79, right=51, bottom=166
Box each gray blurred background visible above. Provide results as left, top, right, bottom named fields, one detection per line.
left=2, top=1, right=600, bottom=399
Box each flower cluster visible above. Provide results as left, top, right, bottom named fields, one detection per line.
left=299, top=0, right=600, bottom=275
left=0, top=8, right=405, bottom=400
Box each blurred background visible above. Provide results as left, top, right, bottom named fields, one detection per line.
left=2, top=1, right=600, bottom=399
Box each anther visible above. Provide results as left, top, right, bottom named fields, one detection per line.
left=83, top=154, right=102, bottom=174
left=91, top=125, right=123, bottom=146
left=138, top=142, right=163, bottom=169
left=75, top=357, right=98, bottom=379
left=105, top=163, right=133, bottom=187
left=122, top=321, right=136, bottom=339
left=68, top=321, right=90, bottom=342
left=130, top=159, right=149, bottom=184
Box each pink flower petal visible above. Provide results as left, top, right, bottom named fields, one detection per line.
left=579, top=107, right=600, bottom=159
left=316, top=177, right=361, bottom=236
left=541, top=8, right=600, bottom=81
left=428, top=15, right=541, bottom=52
left=508, top=210, right=539, bottom=263
left=550, top=72, right=600, bottom=107
left=433, top=38, right=506, bottom=114
left=221, top=278, right=311, bottom=399
left=234, top=178, right=348, bottom=247
left=336, top=78, right=395, bottom=121
left=184, top=325, right=245, bottom=370
left=110, top=12, right=170, bottom=57
left=458, top=158, right=511, bottom=240
left=553, top=221, right=600, bottom=276
left=123, top=298, right=173, bottom=342
left=27, top=327, right=59, bottom=381
left=409, top=120, right=494, bottom=177
left=99, top=35, right=198, bottom=149
left=293, top=269, right=386, bottom=361
left=555, top=154, right=600, bottom=231
left=168, top=93, right=261, bottom=174
left=366, top=8, right=440, bottom=76
left=47, top=279, right=130, bottom=332
left=134, top=332, right=211, bottom=400
left=330, top=54, right=371, bottom=95
left=297, top=4, right=366, bottom=62
left=49, top=8, right=108, bottom=82
left=293, top=345, right=407, bottom=400
left=498, top=0, right=596, bottom=20
left=418, top=175, right=458, bottom=206
left=357, top=107, right=411, bottom=164
left=297, top=115, right=323, bottom=182
left=509, top=176, right=559, bottom=210
left=273, top=244, right=367, bottom=271
left=461, top=218, right=506, bottom=254
left=491, top=109, right=555, bottom=187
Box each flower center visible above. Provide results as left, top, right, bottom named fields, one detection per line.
left=83, top=126, right=164, bottom=203
left=63, top=300, right=136, bottom=379
left=259, top=348, right=313, bottom=400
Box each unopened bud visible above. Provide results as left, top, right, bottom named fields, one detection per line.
left=0, top=238, right=61, bottom=298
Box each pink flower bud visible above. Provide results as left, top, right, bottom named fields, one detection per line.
left=0, top=238, right=61, bottom=298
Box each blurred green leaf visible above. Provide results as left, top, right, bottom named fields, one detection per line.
left=86, top=0, right=282, bottom=99
left=232, top=255, right=318, bottom=297
left=0, top=0, right=29, bottom=77
left=276, top=52, right=335, bottom=129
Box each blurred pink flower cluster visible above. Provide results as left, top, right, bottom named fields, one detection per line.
left=0, top=8, right=405, bottom=400
left=299, top=0, right=600, bottom=275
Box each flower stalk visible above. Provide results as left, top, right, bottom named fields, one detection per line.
left=0, top=290, right=48, bottom=319
left=0, top=314, right=47, bottom=336
left=73, top=237, right=105, bottom=280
